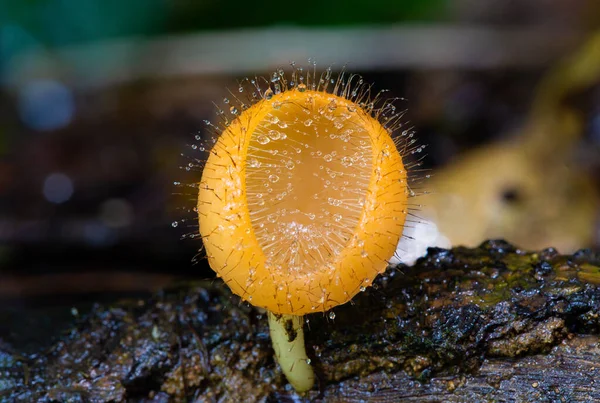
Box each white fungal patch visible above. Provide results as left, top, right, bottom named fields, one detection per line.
left=391, top=218, right=451, bottom=266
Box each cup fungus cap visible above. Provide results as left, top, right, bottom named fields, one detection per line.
left=198, top=84, right=408, bottom=315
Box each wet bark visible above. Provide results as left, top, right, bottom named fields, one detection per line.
left=2, top=240, right=600, bottom=402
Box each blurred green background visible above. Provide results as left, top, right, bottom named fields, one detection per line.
left=1, top=0, right=444, bottom=51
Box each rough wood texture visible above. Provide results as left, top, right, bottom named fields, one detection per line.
left=2, top=240, right=600, bottom=402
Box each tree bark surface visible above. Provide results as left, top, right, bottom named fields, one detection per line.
left=2, top=240, right=600, bottom=402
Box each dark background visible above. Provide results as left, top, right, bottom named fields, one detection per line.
left=0, top=0, right=599, bottom=319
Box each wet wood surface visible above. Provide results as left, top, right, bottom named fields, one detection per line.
left=2, top=240, right=600, bottom=402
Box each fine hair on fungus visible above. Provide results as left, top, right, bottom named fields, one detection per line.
left=188, top=62, right=424, bottom=392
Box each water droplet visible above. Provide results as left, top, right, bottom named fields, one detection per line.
left=323, top=154, right=333, bottom=162
left=361, top=250, right=368, bottom=258
left=268, top=130, right=282, bottom=140
left=268, top=174, right=280, bottom=183
left=172, top=221, right=179, bottom=227
left=264, top=88, right=274, bottom=100
left=195, top=134, right=201, bottom=140
left=229, top=106, right=238, bottom=115
left=248, top=158, right=261, bottom=168
left=238, top=86, right=244, bottom=93
left=306, top=358, right=312, bottom=364
left=359, top=286, right=366, bottom=292
left=328, top=312, right=336, bottom=320
left=304, top=119, right=313, bottom=127
left=298, top=83, right=307, bottom=92
left=327, top=198, right=342, bottom=206
left=223, top=98, right=229, bottom=104
left=257, top=135, right=270, bottom=145
left=333, top=214, right=342, bottom=222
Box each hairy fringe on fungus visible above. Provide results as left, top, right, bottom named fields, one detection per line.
left=174, top=62, right=426, bottom=392
left=184, top=63, right=425, bottom=315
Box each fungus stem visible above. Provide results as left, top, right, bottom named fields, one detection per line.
left=268, top=311, right=315, bottom=393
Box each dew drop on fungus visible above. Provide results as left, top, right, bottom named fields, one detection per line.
left=268, top=130, right=282, bottom=140
left=257, top=135, right=270, bottom=145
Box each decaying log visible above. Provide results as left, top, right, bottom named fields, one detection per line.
left=2, top=240, right=600, bottom=402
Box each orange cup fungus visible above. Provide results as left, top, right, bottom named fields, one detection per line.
left=198, top=71, right=409, bottom=316
left=196, top=65, right=413, bottom=392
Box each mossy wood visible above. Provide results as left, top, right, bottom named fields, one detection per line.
left=3, top=240, right=600, bottom=402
